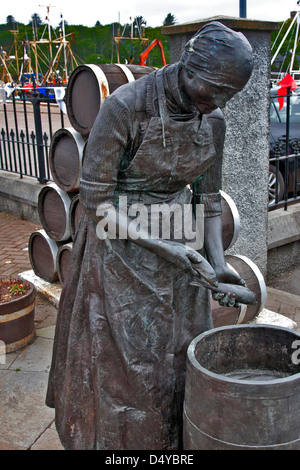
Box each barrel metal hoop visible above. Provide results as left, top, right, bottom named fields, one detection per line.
left=85, top=64, right=110, bottom=102
left=61, top=127, right=86, bottom=157
left=220, top=190, right=240, bottom=249
left=30, top=229, right=59, bottom=272
left=234, top=254, right=267, bottom=314
left=0, top=302, right=34, bottom=323
left=114, top=64, right=135, bottom=83
left=57, top=242, right=73, bottom=285
left=46, top=184, right=72, bottom=241
left=57, top=242, right=73, bottom=267
left=5, top=330, right=35, bottom=353
left=50, top=128, right=86, bottom=191
left=184, top=405, right=300, bottom=449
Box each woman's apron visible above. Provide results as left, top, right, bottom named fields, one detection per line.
left=46, top=68, right=217, bottom=450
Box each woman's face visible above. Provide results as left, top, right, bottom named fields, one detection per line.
left=180, top=68, right=237, bottom=114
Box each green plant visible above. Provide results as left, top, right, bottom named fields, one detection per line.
left=9, top=282, right=25, bottom=295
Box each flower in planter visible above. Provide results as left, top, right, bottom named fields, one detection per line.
left=9, top=282, right=25, bottom=295
left=0, top=278, right=29, bottom=304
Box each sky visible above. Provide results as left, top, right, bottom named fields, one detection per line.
left=0, top=0, right=298, bottom=28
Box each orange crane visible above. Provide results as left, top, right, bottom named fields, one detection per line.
left=139, top=39, right=167, bottom=66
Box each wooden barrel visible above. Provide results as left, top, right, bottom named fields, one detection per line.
left=66, top=63, right=155, bottom=134
left=220, top=190, right=240, bottom=250
left=69, top=194, right=83, bottom=240
left=183, top=324, right=300, bottom=449
left=49, top=128, right=87, bottom=192
left=0, top=279, right=35, bottom=353
left=38, top=183, right=74, bottom=242
left=57, top=243, right=73, bottom=286
left=28, top=229, right=60, bottom=283
left=211, top=254, right=266, bottom=328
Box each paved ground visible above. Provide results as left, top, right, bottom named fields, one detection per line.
left=0, top=210, right=300, bottom=450
left=0, top=212, right=62, bottom=450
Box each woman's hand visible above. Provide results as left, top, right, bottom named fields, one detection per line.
left=154, top=240, right=218, bottom=284
left=212, top=265, right=248, bottom=307
left=214, top=264, right=246, bottom=286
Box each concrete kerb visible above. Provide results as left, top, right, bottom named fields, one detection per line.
left=268, top=205, right=300, bottom=249
left=0, top=171, right=44, bottom=224
left=20, top=270, right=61, bottom=309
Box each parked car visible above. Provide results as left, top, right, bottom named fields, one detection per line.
left=269, top=86, right=300, bottom=205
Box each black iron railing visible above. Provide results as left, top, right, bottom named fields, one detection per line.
left=1, top=84, right=300, bottom=210
left=0, top=86, right=67, bottom=183
left=269, top=87, right=300, bottom=210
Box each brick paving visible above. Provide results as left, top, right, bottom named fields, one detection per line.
left=0, top=212, right=57, bottom=329
left=0, top=212, right=41, bottom=278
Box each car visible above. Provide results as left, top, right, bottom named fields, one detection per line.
left=269, top=85, right=300, bottom=205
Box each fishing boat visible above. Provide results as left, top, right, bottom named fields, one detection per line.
left=0, top=7, right=80, bottom=100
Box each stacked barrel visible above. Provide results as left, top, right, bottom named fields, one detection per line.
left=28, top=182, right=81, bottom=285
left=27, top=63, right=266, bottom=326
left=28, top=64, right=155, bottom=287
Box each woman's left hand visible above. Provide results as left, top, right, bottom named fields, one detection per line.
left=212, top=265, right=246, bottom=307
left=215, top=265, right=246, bottom=286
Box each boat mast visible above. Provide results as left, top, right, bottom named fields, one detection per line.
left=39, top=4, right=56, bottom=82
left=113, top=14, right=148, bottom=64
left=61, top=13, right=67, bottom=80
left=271, top=2, right=300, bottom=83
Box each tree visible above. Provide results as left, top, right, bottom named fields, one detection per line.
left=6, top=15, right=16, bottom=26
left=95, top=21, right=101, bottom=27
left=59, top=18, right=68, bottom=29
left=29, top=13, right=43, bottom=27
left=163, top=13, right=177, bottom=26
left=133, top=16, right=147, bottom=36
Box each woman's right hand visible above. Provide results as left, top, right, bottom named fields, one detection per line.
left=156, top=240, right=218, bottom=285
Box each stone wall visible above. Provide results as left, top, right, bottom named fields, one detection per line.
left=162, top=16, right=278, bottom=276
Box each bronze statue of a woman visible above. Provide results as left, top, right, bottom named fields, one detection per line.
left=46, top=21, right=254, bottom=450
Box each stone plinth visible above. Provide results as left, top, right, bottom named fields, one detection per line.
left=162, top=16, right=279, bottom=277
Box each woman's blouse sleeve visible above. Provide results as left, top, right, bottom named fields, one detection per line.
left=193, top=109, right=226, bottom=218
left=80, top=95, right=131, bottom=221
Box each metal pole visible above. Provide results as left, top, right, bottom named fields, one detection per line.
left=240, top=0, right=247, bottom=18
left=31, top=84, right=47, bottom=183
left=284, top=86, right=291, bottom=210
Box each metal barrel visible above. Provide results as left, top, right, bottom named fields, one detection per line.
left=66, top=63, right=155, bottom=134
left=0, top=279, right=35, bottom=353
left=49, top=127, right=88, bottom=192
left=184, top=324, right=300, bottom=450
left=57, top=242, right=73, bottom=286
left=211, top=254, right=267, bottom=328
left=28, top=229, right=60, bottom=283
left=38, top=183, right=75, bottom=242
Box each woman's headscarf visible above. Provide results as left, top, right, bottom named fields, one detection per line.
left=180, top=21, right=254, bottom=91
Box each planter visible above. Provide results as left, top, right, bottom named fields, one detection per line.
left=0, top=279, right=35, bottom=353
